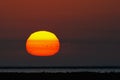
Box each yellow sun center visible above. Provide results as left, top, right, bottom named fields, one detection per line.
left=26, top=31, right=60, bottom=56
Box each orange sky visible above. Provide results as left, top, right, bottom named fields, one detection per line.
left=0, top=0, right=120, bottom=40
left=0, top=0, right=120, bottom=66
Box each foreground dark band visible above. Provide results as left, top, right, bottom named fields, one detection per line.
left=0, top=72, right=120, bottom=80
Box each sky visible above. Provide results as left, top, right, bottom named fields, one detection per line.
left=0, top=0, right=120, bottom=67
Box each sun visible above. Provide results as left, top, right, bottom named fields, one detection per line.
left=26, top=31, right=60, bottom=56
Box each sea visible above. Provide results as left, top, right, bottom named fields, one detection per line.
left=0, top=67, right=120, bottom=73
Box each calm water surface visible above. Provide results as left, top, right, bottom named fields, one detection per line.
left=0, top=68, right=120, bottom=73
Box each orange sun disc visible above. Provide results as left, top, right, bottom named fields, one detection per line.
left=26, top=31, right=60, bottom=56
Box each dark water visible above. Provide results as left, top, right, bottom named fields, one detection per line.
left=1, top=69, right=120, bottom=73
left=0, top=67, right=120, bottom=73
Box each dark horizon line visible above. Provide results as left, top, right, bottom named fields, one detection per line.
left=0, top=66, right=120, bottom=69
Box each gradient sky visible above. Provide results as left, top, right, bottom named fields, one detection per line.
left=0, top=0, right=120, bottom=66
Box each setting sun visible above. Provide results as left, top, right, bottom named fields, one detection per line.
left=26, top=31, right=60, bottom=56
